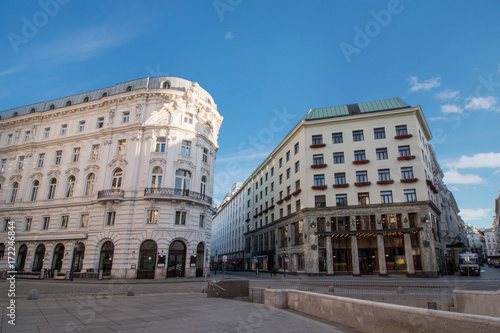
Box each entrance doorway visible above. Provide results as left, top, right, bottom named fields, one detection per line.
left=99, top=241, right=114, bottom=272
left=52, top=243, right=65, bottom=271
left=359, top=249, right=377, bottom=274
left=33, top=244, right=45, bottom=272
left=17, top=244, right=27, bottom=271
left=137, top=240, right=157, bottom=279
left=167, top=240, right=186, bottom=277
left=73, top=243, right=85, bottom=272
left=196, top=243, right=204, bottom=277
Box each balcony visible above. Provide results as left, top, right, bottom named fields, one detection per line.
left=98, top=189, right=124, bottom=201
left=144, top=187, right=212, bottom=205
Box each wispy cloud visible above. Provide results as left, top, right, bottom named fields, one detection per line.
left=441, top=104, right=463, bottom=114
left=445, top=152, right=500, bottom=169
left=464, top=96, right=498, bottom=111
left=224, top=31, right=234, bottom=40
left=443, top=170, right=484, bottom=184
left=0, top=66, right=23, bottom=77
left=408, top=76, right=441, bottom=92
left=428, top=116, right=445, bottom=121
left=435, top=89, right=460, bottom=100
left=460, top=208, right=492, bottom=221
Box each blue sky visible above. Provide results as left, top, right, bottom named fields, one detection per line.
left=1, top=1, right=499, bottom=228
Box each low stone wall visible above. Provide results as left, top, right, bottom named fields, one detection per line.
left=453, top=290, right=500, bottom=317
left=265, top=289, right=500, bottom=333
left=207, top=280, right=249, bottom=298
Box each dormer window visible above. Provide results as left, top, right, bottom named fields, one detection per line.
left=49, top=104, right=55, bottom=110
left=30, top=108, right=35, bottom=113
left=101, top=92, right=108, bottom=98
left=162, top=81, right=170, bottom=89
left=83, top=96, right=90, bottom=102
left=66, top=100, right=72, bottom=106
left=13, top=112, right=18, bottom=116
left=126, top=85, right=132, bottom=92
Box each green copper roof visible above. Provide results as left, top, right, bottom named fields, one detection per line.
left=303, top=97, right=410, bottom=121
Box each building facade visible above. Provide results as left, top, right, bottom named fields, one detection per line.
left=221, top=97, right=455, bottom=277
left=0, top=76, right=223, bottom=279
left=465, top=225, right=485, bottom=259
left=481, top=228, right=498, bottom=259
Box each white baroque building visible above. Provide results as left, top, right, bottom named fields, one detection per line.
left=0, top=76, right=223, bottom=279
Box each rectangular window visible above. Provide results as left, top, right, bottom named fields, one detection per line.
left=314, top=174, right=325, bottom=186
left=295, top=179, right=300, bottom=190
left=332, top=132, right=343, bottom=144
left=24, top=130, right=31, bottom=141
left=376, top=148, right=388, bottom=160
left=396, top=125, right=408, bottom=136
left=354, top=150, right=366, bottom=161
left=336, top=194, right=347, bottom=207
left=286, top=168, right=291, bottom=179
left=374, top=127, right=385, bottom=139
left=398, top=145, right=411, bottom=157
left=60, top=215, right=69, bottom=229
left=404, top=189, right=417, bottom=202
left=271, top=182, right=274, bottom=191
left=122, top=111, right=130, bottom=123
left=381, top=191, right=393, bottom=204
left=1, top=159, right=6, bottom=172
left=333, top=152, right=344, bottom=164
left=61, top=124, right=67, bottom=135
left=43, top=128, right=50, bottom=138
left=287, top=186, right=292, bottom=196
left=147, top=210, right=159, bottom=224
left=295, top=161, right=300, bottom=173
left=279, top=208, right=284, bottom=218
left=312, top=135, right=323, bottom=144
left=334, top=173, right=346, bottom=185
left=358, top=193, right=370, bottom=205
left=25, top=218, right=32, bottom=231
left=287, top=204, right=292, bottom=215
left=279, top=191, right=283, bottom=200
left=199, top=215, right=205, bottom=228
left=265, top=172, right=268, bottom=181
left=247, top=200, right=251, bottom=208
left=91, top=144, right=100, bottom=160
left=42, top=217, right=50, bottom=230
left=181, top=140, right=191, bottom=156
left=7, top=134, right=13, bottom=144
left=279, top=174, right=283, bottom=184
left=78, top=120, right=85, bottom=132
left=286, top=151, right=290, bottom=162
left=37, top=153, right=45, bottom=168
left=313, top=154, right=324, bottom=165
left=155, top=137, right=166, bottom=152
left=294, top=142, right=299, bottom=154
left=356, top=171, right=368, bottom=183
left=117, top=139, right=126, bottom=155
left=54, top=151, right=62, bottom=165
left=175, top=211, right=187, bottom=225
left=279, top=158, right=283, bottom=168
left=184, top=114, right=193, bottom=124
left=401, top=167, right=414, bottom=179
left=97, top=117, right=104, bottom=128
left=271, top=167, right=274, bottom=176
left=106, top=212, right=116, bottom=226
left=353, top=130, right=364, bottom=142
left=265, top=187, right=268, bottom=195
left=80, top=214, right=89, bottom=228
left=72, top=147, right=80, bottom=162
left=378, top=169, right=390, bottom=181
left=296, top=200, right=301, bottom=212
left=17, top=156, right=24, bottom=170
left=202, top=148, right=209, bottom=163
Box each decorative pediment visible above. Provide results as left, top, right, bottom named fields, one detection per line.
left=149, top=158, right=167, bottom=165
left=0, top=175, right=5, bottom=183
left=65, top=167, right=80, bottom=174
left=108, top=157, right=128, bottom=168
left=9, top=175, right=22, bottom=182
left=47, top=170, right=61, bottom=178
left=30, top=172, right=44, bottom=179
left=201, top=167, right=210, bottom=176
left=84, top=165, right=100, bottom=172
left=173, top=160, right=196, bottom=170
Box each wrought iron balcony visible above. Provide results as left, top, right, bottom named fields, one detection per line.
left=97, top=189, right=125, bottom=200
left=144, top=187, right=212, bottom=205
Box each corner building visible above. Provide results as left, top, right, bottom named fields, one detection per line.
left=243, top=98, right=444, bottom=277
left=0, top=76, right=222, bottom=279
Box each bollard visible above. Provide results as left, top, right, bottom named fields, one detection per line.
left=98, top=270, right=103, bottom=280
left=27, top=289, right=38, bottom=300
left=397, top=286, right=404, bottom=294
left=328, top=285, right=334, bottom=293
left=65, top=271, right=70, bottom=280
left=126, top=288, right=135, bottom=296
left=40, top=271, right=44, bottom=280
left=53, top=270, right=58, bottom=279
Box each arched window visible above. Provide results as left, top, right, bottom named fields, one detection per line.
left=162, top=81, right=170, bottom=89
left=101, top=92, right=108, bottom=98
left=112, top=168, right=123, bottom=191
left=65, top=176, right=75, bottom=197
left=175, top=170, right=191, bottom=193
left=66, top=100, right=72, bottom=106
left=85, top=173, right=95, bottom=196
left=47, top=178, right=57, bottom=199
left=83, top=96, right=90, bottom=103
left=151, top=167, right=163, bottom=190
left=49, top=104, right=55, bottom=110
left=126, top=85, right=132, bottom=92
left=99, top=241, right=114, bottom=271
left=30, top=180, right=40, bottom=201
left=200, top=176, right=207, bottom=197
left=10, top=182, right=18, bottom=202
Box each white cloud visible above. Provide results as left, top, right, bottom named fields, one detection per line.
left=460, top=208, right=492, bottom=221
left=408, top=76, right=441, bottom=92
left=446, top=152, right=500, bottom=169
left=441, top=104, right=463, bottom=114
left=464, top=96, right=498, bottom=111
left=436, top=89, right=460, bottom=100
left=428, top=116, right=445, bottom=121
left=0, top=66, right=23, bottom=77
left=443, top=170, right=484, bottom=184
left=224, top=31, right=234, bottom=40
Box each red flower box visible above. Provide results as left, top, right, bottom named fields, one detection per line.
left=395, top=134, right=413, bottom=139
left=376, top=180, right=394, bottom=185
left=311, top=163, right=327, bottom=169
left=310, top=143, right=326, bottom=148
left=352, top=159, right=370, bottom=165
left=311, top=185, right=327, bottom=190
left=354, top=181, right=371, bottom=187
left=292, top=189, right=302, bottom=196
left=263, top=208, right=269, bottom=213
left=276, top=199, right=284, bottom=204
left=397, top=155, right=415, bottom=160
left=426, top=179, right=433, bottom=185
left=253, top=215, right=258, bottom=218
left=269, top=204, right=275, bottom=209
left=245, top=218, right=250, bottom=222
left=430, top=184, right=439, bottom=193
left=333, top=183, right=349, bottom=188
left=284, top=195, right=292, bottom=201
left=400, top=178, right=419, bottom=183
left=258, top=211, right=263, bottom=216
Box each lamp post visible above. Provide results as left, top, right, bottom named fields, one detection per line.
left=70, top=241, right=78, bottom=281
left=283, top=252, right=288, bottom=277
left=214, top=250, right=218, bottom=275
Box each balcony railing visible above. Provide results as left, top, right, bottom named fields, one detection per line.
left=144, top=187, right=212, bottom=205
left=97, top=189, right=125, bottom=200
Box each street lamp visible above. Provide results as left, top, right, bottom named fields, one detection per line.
left=70, top=241, right=78, bottom=281
left=283, top=252, right=288, bottom=277
left=214, top=250, right=218, bottom=275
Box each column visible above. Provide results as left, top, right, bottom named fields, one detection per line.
left=377, top=234, right=387, bottom=276
left=404, top=233, right=415, bottom=275
left=326, top=236, right=334, bottom=275
left=351, top=236, right=360, bottom=276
